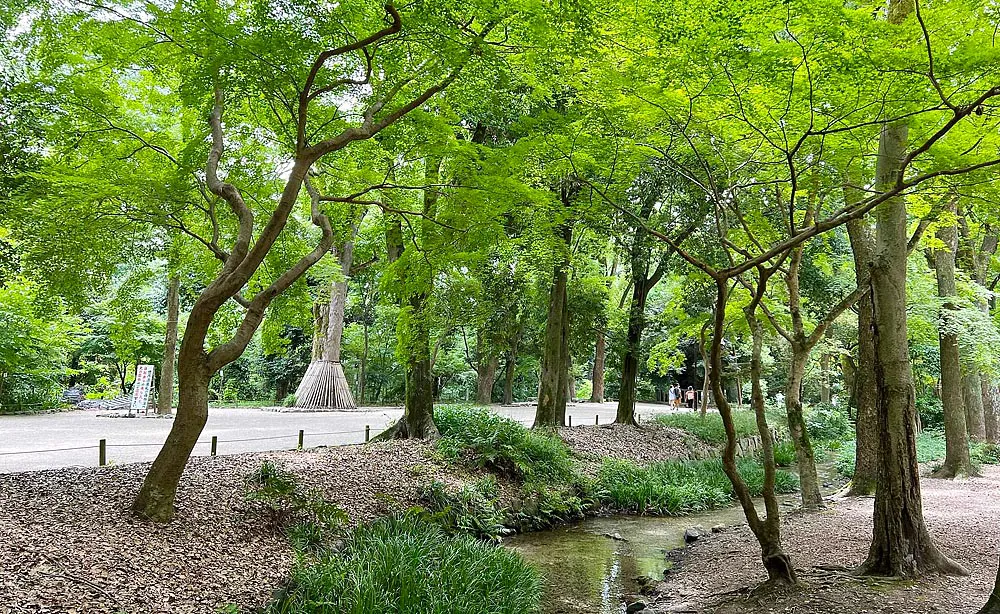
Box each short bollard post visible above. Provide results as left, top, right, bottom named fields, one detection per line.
left=211, top=436, right=218, bottom=456
left=365, top=425, right=370, bottom=442
left=596, top=414, right=599, bottom=425
left=298, top=429, right=304, bottom=450
left=99, top=439, right=106, bottom=467
left=568, top=415, right=572, bottom=427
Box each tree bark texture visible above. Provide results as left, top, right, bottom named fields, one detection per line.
left=859, top=57, right=966, bottom=575
left=985, top=380, right=1000, bottom=444
left=931, top=207, right=973, bottom=478
left=786, top=350, right=823, bottom=507
left=847, top=217, right=879, bottom=496
left=964, top=372, right=987, bottom=442
left=157, top=274, right=180, bottom=414
left=475, top=353, right=499, bottom=405
left=535, top=222, right=572, bottom=427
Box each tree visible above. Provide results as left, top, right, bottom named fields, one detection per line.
left=929, top=199, right=973, bottom=478
left=980, top=560, right=1000, bottom=614
left=157, top=273, right=180, bottom=414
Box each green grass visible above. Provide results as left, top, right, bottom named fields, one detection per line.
left=771, top=440, right=797, bottom=467
left=435, top=404, right=575, bottom=482
left=267, top=515, right=542, bottom=614
left=596, top=457, right=799, bottom=516
left=835, top=431, right=999, bottom=479
left=653, top=410, right=762, bottom=445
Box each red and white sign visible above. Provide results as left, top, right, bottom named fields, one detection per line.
left=131, top=364, right=155, bottom=411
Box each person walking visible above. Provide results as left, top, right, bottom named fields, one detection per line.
left=685, top=386, right=696, bottom=410
left=668, top=384, right=677, bottom=407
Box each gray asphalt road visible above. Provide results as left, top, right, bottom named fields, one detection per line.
left=0, top=402, right=675, bottom=473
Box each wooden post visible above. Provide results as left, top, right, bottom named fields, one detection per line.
left=365, top=425, right=370, bottom=442
left=211, top=436, right=218, bottom=456
left=99, top=439, right=106, bottom=466
left=568, top=415, right=572, bottom=427
left=298, top=429, right=304, bottom=450
left=596, top=414, right=599, bottom=425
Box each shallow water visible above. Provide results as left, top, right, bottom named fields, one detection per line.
left=505, top=507, right=752, bottom=614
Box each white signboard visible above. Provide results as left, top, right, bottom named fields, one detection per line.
left=131, top=364, right=155, bottom=411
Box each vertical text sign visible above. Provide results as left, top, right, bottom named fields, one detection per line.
left=131, top=364, right=155, bottom=410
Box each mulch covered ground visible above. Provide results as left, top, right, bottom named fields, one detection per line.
left=557, top=423, right=711, bottom=469
left=0, top=425, right=699, bottom=614
left=651, top=465, right=1000, bottom=613
left=0, top=442, right=462, bottom=614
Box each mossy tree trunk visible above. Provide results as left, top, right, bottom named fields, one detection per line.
left=847, top=217, right=879, bottom=496
left=535, top=222, right=572, bottom=427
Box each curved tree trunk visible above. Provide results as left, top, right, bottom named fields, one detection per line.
left=590, top=327, right=606, bottom=403
left=157, top=274, right=180, bottom=414
left=858, top=45, right=966, bottom=574
left=931, top=206, right=973, bottom=479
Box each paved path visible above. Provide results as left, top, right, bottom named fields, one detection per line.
left=0, top=402, right=676, bottom=473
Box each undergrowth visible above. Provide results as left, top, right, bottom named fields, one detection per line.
left=267, top=514, right=542, bottom=614
left=653, top=410, right=777, bottom=445
left=596, top=457, right=799, bottom=516
left=435, top=405, right=575, bottom=482
left=836, top=431, right=1000, bottom=479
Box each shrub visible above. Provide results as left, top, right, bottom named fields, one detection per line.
left=268, top=515, right=542, bottom=614
left=510, top=481, right=591, bottom=531
left=916, top=394, right=944, bottom=431
left=416, top=479, right=507, bottom=540
left=804, top=403, right=853, bottom=441
left=283, top=394, right=297, bottom=407
left=596, top=457, right=798, bottom=516
left=435, top=405, right=574, bottom=482
left=770, top=440, right=797, bottom=467
left=244, top=461, right=346, bottom=551
left=653, top=410, right=760, bottom=445
left=973, top=442, right=1000, bottom=465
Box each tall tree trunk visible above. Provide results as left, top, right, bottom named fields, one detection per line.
left=503, top=335, right=519, bottom=405
left=859, top=21, right=966, bottom=573
left=590, top=328, right=606, bottom=403
left=979, top=558, right=1000, bottom=614
left=786, top=349, right=823, bottom=507
left=931, top=205, right=973, bottom=478
left=157, top=275, right=180, bottom=414
left=617, top=277, right=649, bottom=425
left=964, top=373, right=987, bottom=441
left=846, top=211, right=879, bottom=497
left=535, top=223, right=572, bottom=427
left=378, top=156, right=442, bottom=440
left=985, top=380, right=1000, bottom=444
left=475, top=354, right=499, bottom=405
left=294, top=241, right=358, bottom=409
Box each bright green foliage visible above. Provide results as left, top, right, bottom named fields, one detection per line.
left=268, top=515, right=542, bottom=614
left=596, top=458, right=799, bottom=516
left=836, top=431, right=991, bottom=478
left=417, top=479, right=508, bottom=540
left=770, top=441, right=797, bottom=468
left=654, top=411, right=761, bottom=445
left=804, top=403, right=853, bottom=442
left=0, top=278, right=82, bottom=410
left=435, top=405, right=575, bottom=482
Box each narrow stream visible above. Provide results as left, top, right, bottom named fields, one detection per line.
left=507, top=463, right=844, bottom=614
left=505, top=507, right=753, bottom=614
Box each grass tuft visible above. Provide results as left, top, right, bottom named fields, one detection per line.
left=435, top=404, right=575, bottom=482
left=596, top=457, right=799, bottom=516
left=268, top=514, right=542, bottom=614
left=653, top=411, right=761, bottom=445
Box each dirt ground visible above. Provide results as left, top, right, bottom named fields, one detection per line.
left=653, top=465, right=1000, bottom=614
